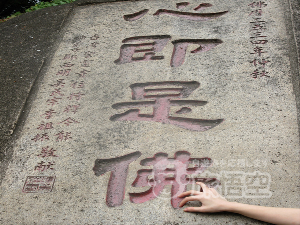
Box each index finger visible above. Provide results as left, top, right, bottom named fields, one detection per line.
left=197, top=182, right=209, bottom=193
left=178, top=190, right=202, bottom=198
left=179, top=196, right=201, bottom=207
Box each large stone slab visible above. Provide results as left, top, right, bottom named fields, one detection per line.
left=0, top=0, right=299, bottom=224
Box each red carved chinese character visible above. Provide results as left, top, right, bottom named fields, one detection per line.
left=248, top=1, right=267, bottom=8
left=251, top=29, right=267, bottom=40
left=123, top=3, right=227, bottom=21
left=250, top=58, right=269, bottom=67
left=55, top=131, right=72, bottom=141
left=35, top=161, right=55, bottom=171
left=56, top=69, right=71, bottom=76
left=93, top=151, right=142, bottom=207
left=129, top=151, right=220, bottom=208
left=76, top=69, right=90, bottom=78
left=37, top=146, right=58, bottom=157
left=251, top=69, right=269, bottom=78
left=71, top=81, right=85, bottom=89
left=31, top=133, right=50, bottom=142
left=250, top=46, right=266, bottom=56
left=63, top=54, right=77, bottom=60
left=50, top=88, right=64, bottom=97
left=115, top=35, right=171, bottom=64
left=64, top=105, right=80, bottom=114
left=61, top=62, right=74, bottom=68
left=93, top=151, right=220, bottom=208
left=42, top=109, right=56, bottom=119
left=250, top=31, right=267, bottom=39
left=250, top=18, right=266, bottom=31
left=115, top=36, right=222, bottom=67
left=78, top=81, right=84, bottom=88
left=69, top=92, right=85, bottom=100
left=50, top=79, right=65, bottom=87
left=59, top=117, right=79, bottom=126
left=171, top=39, right=222, bottom=67
left=110, top=81, right=223, bottom=131
left=47, top=96, right=62, bottom=106
left=250, top=40, right=268, bottom=44
left=249, top=9, right=263, bottom=16
left=37, top=122, right=53, bottom=130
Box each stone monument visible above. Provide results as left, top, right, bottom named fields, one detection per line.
left=0, top=0, right=299, bottom=224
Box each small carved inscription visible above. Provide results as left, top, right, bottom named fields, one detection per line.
left=23, top=176, right=55, bottom=193
left=248, top=2, right=270, bottom=78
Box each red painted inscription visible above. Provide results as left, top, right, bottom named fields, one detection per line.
left=35, top=161, right=55, bottom=171
left=248, top=2, right=270, bottom=78
left=130, top=151, right=219, bottom=208
left=123, top=3, right=227, bottom=21
left=110, top=81, right=223, bottom=131
left=115, top=35, right=222, bottom=67
left=115, top=35, right=171, bottom=64
left=93, top=151, right=219, bottom=208
left=55, top=131, right=72, bottom=141
left=37, top=146, right=58, bottom=157
left=93, top=151, right=142, bottom=207
left=171, top=39, right=222, bottom=67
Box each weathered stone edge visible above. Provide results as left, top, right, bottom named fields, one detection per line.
left=288, top=0, right=300, bottom=191
left=0, top=3, right=76, bottom=185
left=287, top=0, right=300, bottom=137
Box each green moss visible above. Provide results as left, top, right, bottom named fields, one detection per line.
left=0, top=0, right=76, bottom=23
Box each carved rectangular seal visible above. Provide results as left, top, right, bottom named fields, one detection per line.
left=22, top=176, right=55, bottom=193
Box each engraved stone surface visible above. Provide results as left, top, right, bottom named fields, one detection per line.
left=0, top=0, right=299, bottom=224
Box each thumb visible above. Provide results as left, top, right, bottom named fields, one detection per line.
left=184, top=207, right=205, bottom=213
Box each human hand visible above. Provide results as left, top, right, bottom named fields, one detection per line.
left=178, top=182, right=229, bottom=213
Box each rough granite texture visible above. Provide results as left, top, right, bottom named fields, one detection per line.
left=0, top=0, right=299, bottom=224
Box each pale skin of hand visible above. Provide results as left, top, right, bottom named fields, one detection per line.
left=179, top=182, right=300, bottom=225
